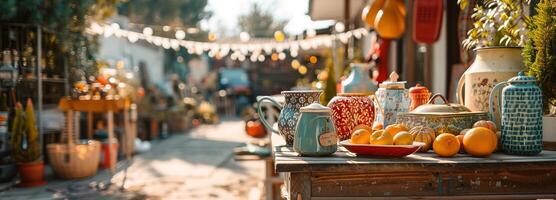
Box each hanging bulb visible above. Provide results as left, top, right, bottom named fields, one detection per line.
left=365, top=0, right=385, bottom=28
left=374, top=0, right=405, bottom=39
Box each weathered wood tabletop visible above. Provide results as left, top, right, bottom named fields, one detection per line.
left=272, top=133, right=556, bottom=200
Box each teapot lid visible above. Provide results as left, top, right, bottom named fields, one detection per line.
left=508, top=71, right=536, bottom=83
left=300, top=102, right=331, bottom=113
left=379, top=72, right=406, bottom=89
left=411, top=94, right=472, bottom=114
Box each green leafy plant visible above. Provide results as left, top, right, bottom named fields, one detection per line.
left=523, top=0, right=556, bottom=112
left=10, top=100, right=40, bottom=163
left=458, top=0, right=529, bottom=49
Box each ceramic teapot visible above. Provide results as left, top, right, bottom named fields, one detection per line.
left=294, top=103, right=337, bottom=156
left=257, top=90, right=322, bottom=145
left=489, top=72, right=543, bottom=155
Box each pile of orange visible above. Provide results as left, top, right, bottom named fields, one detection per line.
left=350, top=123, right=412, bottom=145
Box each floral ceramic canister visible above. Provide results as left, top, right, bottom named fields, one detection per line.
left=341, top=63, right=378, bottom=94
left=489, top=72, right=543, bottom=156
left=374, top=72, right=410, bottom=127
left=327, top=93, right=378, bottom=141
left=257, top=90, right=322, bottom=145
left=457, top=47, right=524, bottom=126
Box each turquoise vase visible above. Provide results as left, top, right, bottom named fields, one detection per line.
left=341, top=63, right=378, bottom=94
left=489, top=72, right=543, bottom=155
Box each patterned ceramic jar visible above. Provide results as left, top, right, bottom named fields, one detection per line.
left=408, top=83, right=431, bottom=111
left=341, top=63, right=378, bottom=94
left=257, top=90, right=322, bottom=145
left=327, top=93, right=378, bottom=141
left=374, top=72, right=410, bottom=127
left=489, top=72, right=543, bottom=156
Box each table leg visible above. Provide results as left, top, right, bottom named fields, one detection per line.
left=107, top=110, right=115, bottom=172
left=289, top=172, right=311, bottom=200
left=87, top=112, right=93, bottom=139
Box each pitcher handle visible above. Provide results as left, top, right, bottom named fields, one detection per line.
left=257, top=96, right=283, bottom=134
left=370, top=95, right=384, bottom=125
left=489, top=81, right=507, bottom=128
left=457, top=72, right=467, bottom=105
left=309, top=116, right=332, bottom=153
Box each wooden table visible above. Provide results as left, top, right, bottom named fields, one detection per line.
left=272, top=133, right=556, bottom=200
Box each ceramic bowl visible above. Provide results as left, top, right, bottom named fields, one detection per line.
left=340, top=140, right=424, bottom=157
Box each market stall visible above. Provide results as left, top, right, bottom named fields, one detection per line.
left=272, top=132, right=556, bottom=199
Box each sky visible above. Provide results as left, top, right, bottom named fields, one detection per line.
left=201, top=0, right=333, bottom=37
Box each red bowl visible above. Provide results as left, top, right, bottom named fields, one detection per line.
left=340, top=140, right=424, bottom=157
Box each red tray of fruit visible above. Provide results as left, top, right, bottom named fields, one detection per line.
left=340, top=140, right=424, bottom=157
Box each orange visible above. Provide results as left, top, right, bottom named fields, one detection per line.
left=456, top=134, right=465, bottom=153
left=384, top=124, right=408, bottom=136
left=433, top=133, right=460, bottom=157
left=393, top=131, right=413, bottom=145
left=463, top=127, right=497, bottom=157
left=370, top=130, right=393, bottom=145
left=473, top=120, right=497, bottom=133
left=351, top=129, right=372, bottom=144
left=353, top=124, right=373, bottom=133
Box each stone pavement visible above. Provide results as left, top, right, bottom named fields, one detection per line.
left=0, top=119, right=266, bottom=200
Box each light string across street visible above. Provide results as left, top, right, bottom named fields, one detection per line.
left=85, top=22, right=368, bottom=61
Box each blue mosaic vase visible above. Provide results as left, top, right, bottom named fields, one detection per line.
left=489, top=72, right=543, bottom=155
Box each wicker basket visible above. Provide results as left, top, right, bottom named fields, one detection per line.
left=47, top=140, right=100, bottom=179
left=47, top=110, right=100, bottom=179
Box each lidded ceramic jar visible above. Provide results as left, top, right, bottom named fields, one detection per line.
left=408, top=83, right=431, bottom=111
left=489, top=72, right=543, bottom=155
left=294, top=103, right=337, bottom=156
left=374, top=72, right=410, bottom=127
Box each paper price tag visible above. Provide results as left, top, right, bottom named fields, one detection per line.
left=319, top=132, right=337, bottom=147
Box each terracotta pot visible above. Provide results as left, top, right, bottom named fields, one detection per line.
left=457, top=47, right=524, bottom=126
left=328, top=93, right=379, bottom=141
left=16, top=161, right=46, bottom=187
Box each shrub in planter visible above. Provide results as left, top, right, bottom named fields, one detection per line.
left=10, top=100, right=46, bottom=187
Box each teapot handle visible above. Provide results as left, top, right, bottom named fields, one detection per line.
left=370, top=95, right=384, bottom=124
left=489, top=81, right=507, bottom=128
left=309, top=116, right=333, bottom=153
left=457, top=72, right=467, bottom=105
left=257, top=96, right=283, bottom=134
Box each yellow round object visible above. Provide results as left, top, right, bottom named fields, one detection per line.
left=351, top=129, right=372, bottom=144
left=463, top=127, right=497, bottom=157
left=433, top=133, right=461, bottom=157
left=369, top=130, right=393, bottom=145
left=393, top=131, right=412, bottom=145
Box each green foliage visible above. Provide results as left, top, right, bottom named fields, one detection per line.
left=320, top=56, right=337, bottom=105
left=0, top=0, right=121, bottom=81
left=10, top=100, right=40, bottom=163
left=523, top=0, right=556, bottom=111
left=238, top=3, right=287, bottom=38
left=459, top=0, right=529, bottom=49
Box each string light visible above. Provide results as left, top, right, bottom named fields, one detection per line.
left=86, top=22, right=369, bottom=60
left=274, top=31, right=285, bottom=42
left=143, top=27, right=153, bottom=36
left=335, top=22, right=345, bottom=32
left=175, top=30, right=186, bottom=40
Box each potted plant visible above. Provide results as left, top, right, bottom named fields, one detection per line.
left=10, top=99, right=46, bottom=187
left=522, top=0, right=556, bottom=150
left=456, top=0, right=528, bottom=126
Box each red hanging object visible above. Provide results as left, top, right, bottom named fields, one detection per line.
left=412, top=0, right=444, bottom=44
left=376, top=39, right=389, bottom=83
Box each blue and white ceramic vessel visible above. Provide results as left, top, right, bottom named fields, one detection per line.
left=375, top=72, right=410, bottom=127
left=341, top=63, right=378, bottom=94
left=489, top=72, right=543, bottom=156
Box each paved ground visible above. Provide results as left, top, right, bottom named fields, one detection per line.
left=0, top=119, right=266, bottom=200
